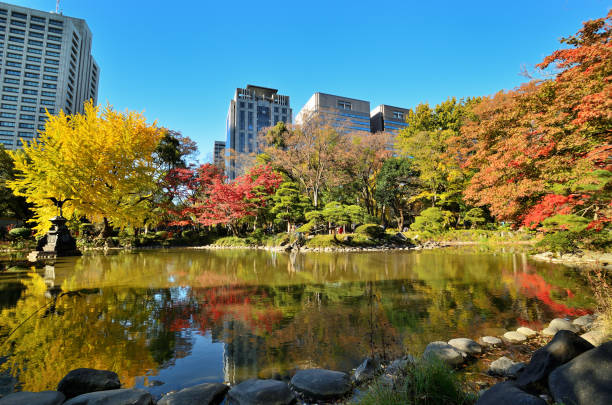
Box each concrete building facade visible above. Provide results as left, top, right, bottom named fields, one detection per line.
left=295, top=92, right=370, bottom=133
left=225, top=84, right=292, bottom=179
left=213, top=140, right=225, bottom=169
left=370, top=104, right=410, bottom=134
left=0, top=2, right=98, bottom=150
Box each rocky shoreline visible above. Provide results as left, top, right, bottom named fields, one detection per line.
left=1, top=315, right=609, bottom=405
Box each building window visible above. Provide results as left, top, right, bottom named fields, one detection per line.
left=239, top=110, right=245, bottom=130
left=44, top=66, right=58, bottom=72
left=46, top=43, right=60, bottom=49
left=4, top=69, right=19, bottom=76
left=30, top=16, right=46, bottom=23
left=46, top=50, right=59, bottom=57
left=23, top=80, right=38, bottom=86
left=248, top=102, right=253, bottom=109
left=29, top=31, right=44, bottom=39
left=48, top=27, right=63, bottom=34
left=39, top=107, right=53, bottom=113
left=0, top=121, right=15, bottom=127
left=43, top=75, right=57, bottom=81
left=26, top=55, right=41, bottom=62
left=28, top=47, right=42, bottom=54
left=9, top=28, right=25, bottom=35
left=239, top=101, right=245, bottom=108
left=28, top=39, right=42, bottom=46
left=1, top=104, right=16, bottom=110
left=18, top=131, right=34, bottom=137
left=45, top=58, right=59, bottom=65
left=21, top=97, right=36, bottom=103
left=29, top=23, right=45, bottom=31
left=20, top=114, right=34, bottom=120
left=3, top=78, right=18, bottom=84
left=248, top=112, right=253, bottom=131
left=42, top=82, right=56, bottom=88
left=5, top=61, right=21, bottom=67
left=47, top=35, right=62, bottom=42
left=11, top=12, right=27, bottom=20
left=41, top=91, right=55, bottom=97
left=2, top=86, right=17, bottom=93
left=25, top=64, right=40, bottom=70
left=6, top=52, right=21, bottom=59
left=21, top=105, right=36, bottom=112
left=2, top=95, right=17, bottom=101
left=338, top=100, right=352, bottom=110
left=40, top=99, right=54, bottom=105
left=0, top=112, right=15, bottom=118
left=49, top=19, right=63, bottom=27
left=392, top=111, right=404, bottom=120
left=19, top=123, right=34, bottom=129
left=25, top=72, right=39, bottom=78
left=23, top=89, right=37, bottom=95
left=7, top=44, right=22, bottom=51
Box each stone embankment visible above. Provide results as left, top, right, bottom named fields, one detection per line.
left=531, top=251, right=612, bottom=269
left=1, top=314, right=609, bottom=405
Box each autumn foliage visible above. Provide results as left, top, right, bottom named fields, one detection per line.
left=455, top=11, right=611, bottom=233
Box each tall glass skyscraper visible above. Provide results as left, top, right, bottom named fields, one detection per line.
left=294, top=92, right=371, bottom=133
left=225, top=85, right=292, bottom=179
left=0, top=2, right=99, bottom=150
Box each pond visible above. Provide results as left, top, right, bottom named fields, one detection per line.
left=0, top=247, right=593, bottom=398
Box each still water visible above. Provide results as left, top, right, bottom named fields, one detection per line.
left=0, top=248, right=593, bottom=397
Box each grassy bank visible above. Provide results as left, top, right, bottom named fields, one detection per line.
left=402, top=229, right=537, bottom=245
left=356, top=358, right=476, bottom=405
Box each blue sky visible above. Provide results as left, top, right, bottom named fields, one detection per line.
left=8, top=0, right=611, bottom=161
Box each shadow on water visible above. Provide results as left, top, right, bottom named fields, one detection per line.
left=0, top=247, right=594, bottom=397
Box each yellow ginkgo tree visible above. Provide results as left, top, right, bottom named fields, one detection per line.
left=7, top=102, right=164, bottom=236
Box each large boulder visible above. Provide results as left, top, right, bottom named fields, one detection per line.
left=423, top=341, right=464, bottom=367
left=353, top=358, right=379, bottom=383
left=548, top=341, right=612, bottom=405
left=157, top=383, right=228, bottom=405
left=581, top=329, right=609, bottom=346
left=476, top=381, right=546, bottom=405
left=290, top=369, right=351, bottom=401
left=488, top=357, right=525, bottom=378
left=516, top=330, right=594, bottom=390
left=516, top=327, right=537, bottom=338
left=448, top=338, right=482, bottom=355
left=57, top=368, right=121, bottom=399
left=0, top=391, right=65, bottom=405
left=227, top=379, right=294, bottom=405
left=63, top=389, right=153, bottom=405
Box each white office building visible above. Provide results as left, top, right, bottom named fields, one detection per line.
left=0, top=2, right=99, bottom=150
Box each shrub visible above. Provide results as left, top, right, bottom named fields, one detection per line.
left=356, top=358, right=475, bottom=405
left=410, top=207, right=452, bottom=234
left=536, top=231, right=579, bottom=253
left=355, top=223, right=385, bottom=239
left=181, top=229, right=198, bottom=241
left=8, top=227, right=32, bottom=240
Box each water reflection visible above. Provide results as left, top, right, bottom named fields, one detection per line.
left=0, top=248, right=593, bottom=395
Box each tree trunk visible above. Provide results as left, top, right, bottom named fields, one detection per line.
left=398, top=209, right=404, bottom=232
left=101, top=217, right=112, bottom=238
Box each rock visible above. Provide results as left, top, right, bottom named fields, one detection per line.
left=546, top=318, right=579, bottom=334
left=572, top=314, right=596, bottom=332
left=353, top=358, right=378, bottom=383
left=542, top=327, right=557, bottom=336
left=479, top=336, right=502, bottom=347
left=548, top=341, right=612, bottom=405
left=475, top=381, right=546, bottom=405
left=423, top=341, right=464, bottom=367
left=157, top=383, right=228, bottom=405
left=448, top=338, right=482, bottom=355
left=516, top=327, right=537, bottom=338
left=488, top=357, right=525, bottom=378
left=386, top=355, right=415, bottom=375
left=516, top=330, right=594, bottom=390
left=57, top=368, right=121, bottom=399
left=503, top=331, right=527, bottom=343
left=63, top=389, right=153, bottom=405
left=581, top=329, right=609, bottom=346
left=290, top=369, right=351, bottom=401
left=0, top=391, right=65, bottom=405
left=227, top=379, right=294, bottom=405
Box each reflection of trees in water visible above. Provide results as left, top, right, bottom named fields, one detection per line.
left=0, top=249, right=594, bottom=390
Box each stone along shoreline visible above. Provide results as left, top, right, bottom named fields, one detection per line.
left=1, top=314, right=610, bottom=405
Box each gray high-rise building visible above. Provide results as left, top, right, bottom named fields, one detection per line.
left=295, top=92, right=370, bottom=132
left=213, top=140, right=225, bottom=169
left=225, top=84, right=292, bottom=179
left=0, top=2, right=99, bottom=150
left=370, top=104, right=410, bottom=134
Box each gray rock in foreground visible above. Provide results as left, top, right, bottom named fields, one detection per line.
left=157, top=383, right=228, bottom=405
left=448, top=338, right=482, bottom=355
left=423, top=341, right=464, bottom=367
left=57, top=368, right=121, bottom=399
left=353, top=358, right=378, bottom=383
left=227, top=379, right=294, bottom=405
left=488, top=356, right=525, bottom=378
left=503, top=331, right=527, bottom=343
left=548, top=341, right=612, bottom=405
left=545, top=318, right=579, bottom=335
left=479, top=336, right=502, bottom=347
left=63, top=389, right=152, bottom=405
left=572, top=314, right=596, bottom=331
left=476, top=382, right=546, bottom=405
left=386, top=355, right=415, bottom=375
left=0, top=391, right=65, bottom=405
left=516, top=330, right=594, bottom=390
left=290, top=369, right=351, bottom=401
left=581, top=329, right=608, bottom=346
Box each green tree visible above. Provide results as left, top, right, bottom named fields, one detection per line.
left=374, top=157, right=419, bottom=230
left=410, top=207, right=453, bottom=234
left=270, top=181, right=311, bottom=232
left=463, top=208, right=487, bottom=229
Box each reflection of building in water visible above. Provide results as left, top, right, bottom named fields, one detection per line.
left=212, top=319, right=264, bottom=384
